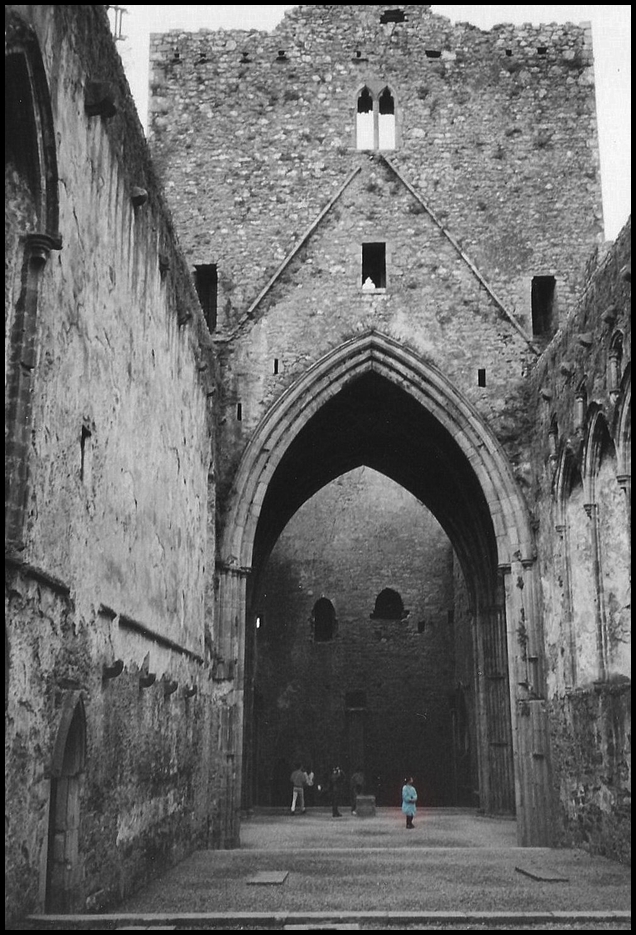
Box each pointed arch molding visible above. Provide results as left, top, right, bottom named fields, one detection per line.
left=220, top=331, right=534, bottom=570
left=51, top=692, right=87, bottom=779
left=5, top=13, right=60, bottom=238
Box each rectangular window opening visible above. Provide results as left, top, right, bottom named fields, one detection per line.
left=236, top=403, right=243, bottom=421
left=425, top=50, right=442, bottom=59
left=380, top=9, right=406, bottom=24
left=531, top=275, right=556, bottom=336
left=273, top=359, right=279, bottom=375
left=478, top=369, right=487, bottom=387
left=194, top=264, right=218, bottom=332
left=362, top=242, right=386, bottom=289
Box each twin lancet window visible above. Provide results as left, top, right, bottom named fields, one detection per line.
left=356, top=86, right=396, bottom=151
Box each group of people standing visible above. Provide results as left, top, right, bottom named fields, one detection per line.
left=289, top=763, right=418, bottom=829
left=289, top=763, right=364, bottom=817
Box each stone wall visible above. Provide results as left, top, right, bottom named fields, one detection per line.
left=5, top=5, right=220, bottom=924
left=148, top=4, right=602, bottom=524
left=253, top=467, right=473, bottom=806
left=149, top=4, right=602, bottom=333
left=527, top=220, right=631, bottom=861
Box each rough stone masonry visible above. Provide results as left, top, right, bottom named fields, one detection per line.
left=5, top=4, right=630, bottom=927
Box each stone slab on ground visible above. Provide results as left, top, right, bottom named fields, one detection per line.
left=245, top=870, right=289, bottom=885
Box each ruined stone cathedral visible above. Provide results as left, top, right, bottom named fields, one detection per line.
left=5, top=4, right=631, bottom=925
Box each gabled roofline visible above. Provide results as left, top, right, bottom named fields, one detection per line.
left=381, top=155, right=539, bottom=353
left=214, top=166, right=362, bottom=344
left=214, top=154, right=540, bottom=353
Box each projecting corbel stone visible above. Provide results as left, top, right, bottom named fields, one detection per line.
left=183, top=684, right=198, bottom=698
left=163, top=677, right=179, bottom=698
left=601, top=305, right=617, bottom=324
left=139, top=657, right=157, bottom=688
left=559, top=361, right=575, bottom=376
left=158, top=253, right=170, bottom=277
left=85, top=81, right=117, bottom=118
left=539, top=387, right=553, bottom=400
left=577, top=332, right=593, bottom=347
left=102, top=659, right=124, bottom=681
left=131, top=187, right=148, bottom=207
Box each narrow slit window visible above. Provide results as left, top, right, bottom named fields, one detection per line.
left=362, top=243, right=386, bottom=290
left=378, top=88, right=395, bottom=150
left=80, top=426, right=92, bottom=483
left=478, top=369, right=487, bottom=387
left=273, top=358, right=279, bottom=375
left=531, top=275, right=556, bottom=336
left=194, top=264, right=218, bottom=332
left=356, top=87, right=374, bottom=150
left=236, top=403, right=242, bottom=421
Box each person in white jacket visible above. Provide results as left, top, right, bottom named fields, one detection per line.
left=290, top=763, right=311, bottom=814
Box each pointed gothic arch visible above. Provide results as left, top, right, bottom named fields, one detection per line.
left=222, top=332, right=533, bottom=570
left=5, top=12, right=60, bottom=236
left=216, top=331, right=550, bottom=846
left=614, top=363, right=631, bottom=480
left=5, top=12, right=61, bottom=548
left=46, top=692, right=86, bottom=912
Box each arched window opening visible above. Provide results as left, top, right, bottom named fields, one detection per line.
left=574, top=378, right=587, bottom=432
left=370, top=587, right=408, bottom=620
left=356, top=87, right=374, bottom=150
left=592, top=420, right=630, bottom=679
left=564, top=459, right=595, bottom=686
left=378, top=88, right=396, bottom=150
left=608, top=333, right=624, bottom=394
left=313, top=597, right=336, bottom=642
left=356, top=86, right=396, bottom=151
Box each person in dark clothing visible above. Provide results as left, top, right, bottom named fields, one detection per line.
left=328, top=765, right=345, bottom=817
left=350, top=768, right=364, bottom=816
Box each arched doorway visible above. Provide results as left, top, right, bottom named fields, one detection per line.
left=45, top=692, right=86, bottom=912
left=216, top=332, right=551, bottom=846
